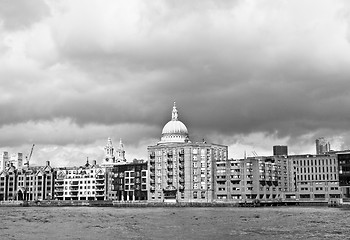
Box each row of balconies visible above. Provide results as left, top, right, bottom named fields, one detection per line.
left=259, top=180, right=279, bottom=186
left=149, top=177, right=184, bottom=183
left=231, top=180, right=241, bottom=185
left=149, top=149, right=184, bottom=157
left=54, top=187, right=64, bottom=192
left=166, top=178, right=185, bottom=183
left=149, top=168, right=184, bottom=177
left=259, top=175, right=279, bottom=181
left=259, top=169, right=279, bottom=173
left=68, top=192, right=78, bottom=196
left=230, top=175, right=241, bottom=179
left=149, top=184, right=184, bottom=192
left=68, top=181, right=79, bottom=185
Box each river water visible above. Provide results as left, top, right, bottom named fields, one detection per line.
left=0, top=206, right=348, bottom=239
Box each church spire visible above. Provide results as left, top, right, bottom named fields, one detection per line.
left=116, top=138, right=126, bottom=163
left=172, top=102, right=178, bottom=121
left=107, top=137, right=112, bottom=146
left=104, top=137, right=115, bottom=161
left=119, top=138, right=124, bottom=149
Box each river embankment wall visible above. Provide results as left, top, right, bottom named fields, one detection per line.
left=0, top=200, right=341, bottom=208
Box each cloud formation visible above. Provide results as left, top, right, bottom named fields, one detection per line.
left=0, top=0, right=50, bottom=30
left=1, top=0, right=350, bottom=165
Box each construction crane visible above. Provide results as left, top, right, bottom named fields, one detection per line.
left=25, top=144, right=35, bottom=167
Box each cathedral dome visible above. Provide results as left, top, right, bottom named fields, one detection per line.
left=162, top=120, right=188, bottom=135
left=159, top=102, right=190, bottom=144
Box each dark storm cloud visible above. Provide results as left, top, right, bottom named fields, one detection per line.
left=0, top=0, right=50, bottom=30
left=1, top=0, right=350, bottom=160
left=0, top=119, right=158, bottom=148
left=48, top=42, right=350, bottom=141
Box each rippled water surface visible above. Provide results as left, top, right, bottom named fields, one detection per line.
left=0, top=206, right=349, bottom=239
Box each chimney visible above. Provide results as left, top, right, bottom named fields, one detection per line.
left=93, top=160, right=97, bottom=166
left=46, top=161, right=50, bottom=166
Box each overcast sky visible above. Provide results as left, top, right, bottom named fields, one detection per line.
left=1, top=0, right=350, bottom=166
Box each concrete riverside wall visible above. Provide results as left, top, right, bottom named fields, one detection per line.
left=0, top=200, right=342, bottom=207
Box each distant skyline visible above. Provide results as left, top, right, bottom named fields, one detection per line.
left=1, top=0, right=350, bottom=166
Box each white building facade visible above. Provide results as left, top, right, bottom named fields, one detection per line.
left=54, top=161, right=106, bottom=201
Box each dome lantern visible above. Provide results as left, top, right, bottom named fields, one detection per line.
left=172, top=102, right=178, bottom=121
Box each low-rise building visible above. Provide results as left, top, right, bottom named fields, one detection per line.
left=213, top=153, right=341, bottom=203
left=106, top=160, right=148, bottom=201
left=17, top=161, right=54, bottom=201
left=288, top=154, right=340, bottom=201
left=215, top=156, right=288, bottom=203
left=54, top=161, right=106, bottom=201
left=0, top=161, right=54, bottom=201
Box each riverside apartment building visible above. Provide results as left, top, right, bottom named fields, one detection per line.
left=147, top=103, right=228, bottom=203
left=213, top=153, right=341, bottom=203
left=54, top=161, right=106, bottom=201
